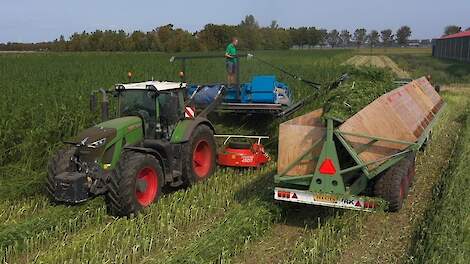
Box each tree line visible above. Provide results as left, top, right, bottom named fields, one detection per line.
left=0, top=15, right=421, bottom=52
left=443, top=25, right=470, bottom=36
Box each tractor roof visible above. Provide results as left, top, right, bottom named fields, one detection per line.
left=115, top=81, right=186, bottom=91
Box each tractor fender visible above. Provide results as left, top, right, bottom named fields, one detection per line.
left=170, top=117, right=215, bottom=144
left=123, top=146, right=172, bottom=183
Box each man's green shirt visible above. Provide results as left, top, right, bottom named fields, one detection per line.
left=225, top=43, right=237, bottom=63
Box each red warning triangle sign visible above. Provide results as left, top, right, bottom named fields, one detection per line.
left=319, top=158, right=336, bottom=175
left=355, top=201, right=362, bottom=207
left=291, top=193, right=298, bottom=199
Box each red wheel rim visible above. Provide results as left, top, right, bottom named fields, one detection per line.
left=192, top=140, right=212, bottom=178
left=135, top=167, right=158, bottom=206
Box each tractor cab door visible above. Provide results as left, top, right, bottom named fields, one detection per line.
left=157, top=91, right=182, bottom=139
left=119, top=90, right=157, bottom=139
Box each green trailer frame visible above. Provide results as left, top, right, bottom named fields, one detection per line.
left=274, top=103, right=446, bottom=211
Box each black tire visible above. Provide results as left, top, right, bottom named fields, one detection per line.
left=46, top=146, right=77, bottom=201
left=105, top=151, right=163, bottom=217
left=228, top=141, right=252, bottom=149
left=373, top=157, right=411, bottom=212
left=183, top=125, right=216, bottom=185
left=407, top=154, right=417, bottom=187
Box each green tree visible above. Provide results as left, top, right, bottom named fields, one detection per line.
left=353, top=28, right=367, bottom=48
left=128, top=31, right=149, bottom=51
left=380, top=29, right=394, bottom=47
left=444, top=25, right=461, bottom=36
left=146, top=31, right=162, bottom=51
left=396, top=26, right=412, bottom=46
left=260, top=20, right=291, bottom=50
left=367, top=30, right=380, bottom=48
left=317, top=29, right=328, bottom=47
left=327, top=29, right=341, bottom=48
left=52, top=35, right=67, bottom=51
left=260, top=26, right=290, bottom=50
left=238, top=14, right=261, bottom=50
left=197, top=24, right=236, bottom=50
left=340, top=30, right=351, bottom=47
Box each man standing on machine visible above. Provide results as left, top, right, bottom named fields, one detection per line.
left=225, top=37, right=238, bottom=87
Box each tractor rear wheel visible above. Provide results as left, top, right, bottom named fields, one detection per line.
left=374, top=156, right=412, bottom=212
left=183, top=125, right=216, bottom=185
left=105, top=151, right=162, bottom=217
left=46, top=146, right=77, bottom=201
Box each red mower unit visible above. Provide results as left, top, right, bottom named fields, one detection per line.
left=216, top=135, right=270, bottom=168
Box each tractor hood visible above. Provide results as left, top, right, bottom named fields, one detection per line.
left=80, top=116, right=142, bottom=144
left=97, top=116, right=142, bottom=132
left=72, top=116, right=142, bottom=162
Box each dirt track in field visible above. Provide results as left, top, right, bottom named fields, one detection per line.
left=232, top=205, right=338, bottom=264
left=337, top=88, right=470, bottom=264
left=343, top=55, right=411, bottom=79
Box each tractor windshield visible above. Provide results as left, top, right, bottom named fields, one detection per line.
left=119, top=90, right=156, bottom=119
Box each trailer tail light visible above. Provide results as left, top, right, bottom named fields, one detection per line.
left=364, top=201, right=376, bottom=209
left=277, top=191, right=291, bottom=198
left=319, top=158, right=336, bottom=175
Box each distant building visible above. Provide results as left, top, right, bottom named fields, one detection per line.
left=408, top=40, right=421, bottom=47
left=420, top=39, right=432, bottom=47
left=432, top=30, right=470, bottom=62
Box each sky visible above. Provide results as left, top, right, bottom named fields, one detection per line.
left=1, top=0, right=469, bottom=43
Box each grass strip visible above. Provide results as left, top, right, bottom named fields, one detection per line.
left=165, top=200, right=278, bottom=264
left=408, top=103, right=470, bottom=264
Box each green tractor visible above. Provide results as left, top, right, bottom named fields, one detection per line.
left=47, top=81, right=222, bottom=216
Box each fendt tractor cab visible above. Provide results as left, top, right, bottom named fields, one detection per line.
left=47, top=81, right=223, bottom=216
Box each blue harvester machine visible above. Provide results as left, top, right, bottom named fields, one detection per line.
left=171, top=54, right=320, bottom=117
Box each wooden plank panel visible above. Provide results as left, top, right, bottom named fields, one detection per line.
left=414, top=77, right=444, bottom=113
left=277, top=109, right=325, bottom=176
left=415, top=77, right=442, bottom=105
left=338, top=77, right=444, bottom=170
left=405, top=82, right=435, bottom=112
left=278, top=77, right=444, bottom=174
left=383, top=86, right=427, bottom=138
left=339, top=98, right=415, bottom=169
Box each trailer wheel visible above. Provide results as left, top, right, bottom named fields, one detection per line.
left=183, top=125, right=216, bottom=185
left=105, top=151, right=163, bottom=217
left=374, top=157, right=411, bottom=212
left=46, top=146, right=77, bottom=202
left=407, top=154, right=417, bottom=187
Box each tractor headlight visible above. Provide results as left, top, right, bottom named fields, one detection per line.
left=87, top=138, right=106, bottom=149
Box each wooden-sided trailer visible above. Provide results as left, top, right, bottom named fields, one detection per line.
left=274, top=77, right=445, bottom=211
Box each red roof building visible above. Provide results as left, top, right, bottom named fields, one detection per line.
left=433, top=30, right=470, bottom=62
left=439, top=30, right=470, bottom=40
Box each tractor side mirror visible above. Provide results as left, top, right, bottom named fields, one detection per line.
left=90, top=93, right=97, bottom=112
left=101, top=100, right=109, bottom=121
left=91, top=89, right=109, bottom=121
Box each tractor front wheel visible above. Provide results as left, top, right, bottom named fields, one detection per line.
left=46, top=146, right=77, bottom=202
left=183, top=125, right=216, bottom=185
left=105, top=151, right=162, bottom=217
